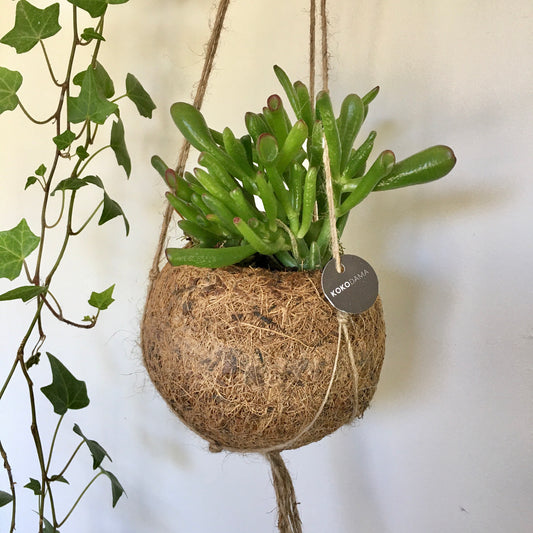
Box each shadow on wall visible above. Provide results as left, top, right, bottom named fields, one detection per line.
left=350, top=177, right=509, bottom=407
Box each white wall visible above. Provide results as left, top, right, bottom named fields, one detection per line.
left=1, top=1, right=531, bottom=532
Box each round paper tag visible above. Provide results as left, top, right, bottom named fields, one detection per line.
left=321, top=254, right=379, bottom=314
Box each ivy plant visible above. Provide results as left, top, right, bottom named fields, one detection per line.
left=0, top=1, right=155, bottom=531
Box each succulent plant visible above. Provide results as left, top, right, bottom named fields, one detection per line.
left=152, top=66, right=456, bottom=270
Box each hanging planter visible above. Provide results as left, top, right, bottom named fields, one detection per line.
left=141, top=65, right=456, bottom=454
left=143, top=263, right=385, bottom=452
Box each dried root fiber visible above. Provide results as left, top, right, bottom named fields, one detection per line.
left=141, top=263, right=386, bottom=452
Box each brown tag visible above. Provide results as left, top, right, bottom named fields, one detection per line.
left=321, top=254, right=379, bottom=314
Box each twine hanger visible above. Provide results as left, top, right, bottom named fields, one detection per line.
left=144, top=1, right=360, bottom=532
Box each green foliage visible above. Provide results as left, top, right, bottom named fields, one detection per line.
left=0, top=67, right=23, bottom=115
left=0, top=1, right=61, bottom=54
left=0, top=0, right=152, bottom=529
left=68, top=67, right=118, bottom=124
left=100, top=468, right=125, bottom=507
left=88, top=284, right=115, bottom=311
left=0, top=219, right=40, bottom=281
left=99, top=192, right=130, bottom=235
left=68, top=0, right=129, bottom=19
left=73, top=425, right=112, bottom=469
left=24, top=478, right=42, bottom=495
left=126, top=73, right=156, bottom=118
left=0, top=490, right=14, bottom=507
left=110, top=118, right=131, bottom=177
left=0, top=285, right=47, bottom=302
left=157, top=66, right=456, bottom=270
left=41, top=353, right=90, bottom=415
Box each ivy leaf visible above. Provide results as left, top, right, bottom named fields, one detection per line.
left=53, top=130, right=76, bottom=150
left=35, top=164, right=47, bottom=177
left=73, top=62, right=115, bottom=99
left=110, top=118, right=131, bottom=177
left=51, top=177, right=88, bottom=195
left=42, top=517, right=59, bottom=533
left=73, top=424, right=112, bottom=469
left=25, top=351, right=41, bottom=369
left=40, top=353, right=90, bottom=415
left=0, top=1, right=61, bottom=54
left=100, top=468, right=125, bottom=507
left=76, top=145, right=90, bottom=160
left=24, top=478, right=42, bottom=495
left=0, top=219, right=40, bottom=281
left=49, top=474, right=69, bottom=484
left=0, top=285, right=46, bottom=303
left=126, top=73, right=156, bottom=118
left=0, top=490, right=13, bottom=507
left=81, top=27, right=105, bottom=42
left=88, top=284, right=115, bottom=311
left=99, top=193, right=130, bottom=235
left=0, top=67, right=23, bottom=115
left=83, top=175, right=104, bottom=189
left=67, top=0, right=129, bottom=18
left=25, top=176, right=38, bottom=190
left=68, top=67, right=118, bottom=125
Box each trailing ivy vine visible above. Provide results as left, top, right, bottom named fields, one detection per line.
left=0, top=1, right=155, bottom=531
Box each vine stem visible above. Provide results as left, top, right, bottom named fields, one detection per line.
left=45, top=414, right=65, bottom=474
left=0, top=440, right=16, bottom=533
left=40, top=40, right=60, bottom=87
left=57, top=471, right=104, bottom=527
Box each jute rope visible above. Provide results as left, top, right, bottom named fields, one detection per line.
left=265, top=2, right=360, bottom=532
left=147, top=0, right=231, bottom=288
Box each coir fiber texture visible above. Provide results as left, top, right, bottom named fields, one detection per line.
left=142, top=263, right=386, bottom=452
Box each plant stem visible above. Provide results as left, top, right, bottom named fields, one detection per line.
left=70, top=199, right=104, bottom=236
left=55, top=441, right=84, bottom=481
left=45, top=414, right=65, bottom=474
left=57, top=471, right=104, bottom=527
left=40, top=40, right=60, bottom=87
left=0, top=440, right=16, bottom=533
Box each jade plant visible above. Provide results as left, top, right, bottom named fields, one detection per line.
left=153, top=65, right=456, bottom=270
left=0, top=1, right=155, bottom=531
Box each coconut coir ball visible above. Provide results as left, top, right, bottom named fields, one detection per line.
left=142, top=263, right=386, bottom=452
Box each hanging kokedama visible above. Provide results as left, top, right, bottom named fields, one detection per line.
left=142, top=64, right=455, bottom=452
left=141, top=5, right=455, bottom=528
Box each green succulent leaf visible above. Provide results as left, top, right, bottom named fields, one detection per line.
left=53, top=129, right=76, bottom=150
left=24, top=478, right=42, bottom=495
left=98, top=193, right=130, bottom=235
left=68, top=67, right=118, bottom=124
left=0, top=219, right=40, bottom=280
left=100, top=468, right=125, bottom=507
left=73, top=424, right=112, bottom=469
left=0, top=1, right=61, bottom=54
left=0, top=67, right=23, bottom=115
left=166, top=244, right=256, bottom=268
left=0, top=285, right=46, bottom=302
left=110, top=118, right=131, bottom=177
left=126, top=73, right=156, bottom=118
left=41, top=353, right=90, bottom=415
left=88, top=284, right=115, bottom=311
left=67, top=0, right=128, bottom=19
left=0, top=490, right=14, bottom=507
